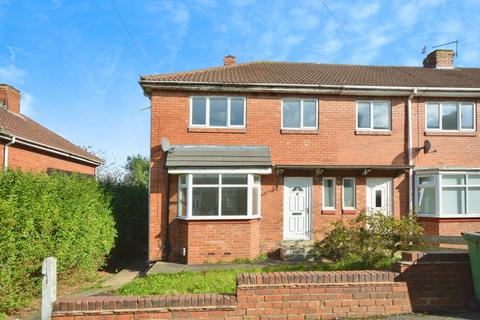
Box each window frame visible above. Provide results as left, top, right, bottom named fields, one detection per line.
left=322, top=177, right=336, bottom=210
left=189, top=96, right=246, bottom=128
left=342, top=177, right=356, bottom=210
left=355, top=100, right=392, bottom=131
left=281, top=98, right=318, bottom=130
left=425, top=101, right=476, bottom=132
left=415, top=171, right=480, bottom=218
left=177, top=173, right=261, bottom=220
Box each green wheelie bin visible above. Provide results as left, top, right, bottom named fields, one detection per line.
left=462, top=232, right=480, bottom=308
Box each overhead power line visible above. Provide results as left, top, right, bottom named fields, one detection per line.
left=320, top=0, right=352, bottom=41
left=110, top=0, right=151, bottom=71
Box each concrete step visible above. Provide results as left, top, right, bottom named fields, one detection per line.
left=280, top=240, right=317, bottom=261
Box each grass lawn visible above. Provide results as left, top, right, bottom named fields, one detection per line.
left=118, top=264, right=330, bottom=296
left=117, top=258, right=394, bottom=296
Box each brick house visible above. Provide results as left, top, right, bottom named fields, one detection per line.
left=140, top=50, right=480, bottom=264
left=0, top=84, right=101, bottom=174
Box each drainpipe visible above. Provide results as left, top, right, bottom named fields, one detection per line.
left=3, top=136, right=16, bottom=171
left=407, top=89, right=417, bottom=214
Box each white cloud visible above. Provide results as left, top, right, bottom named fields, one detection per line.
left=0, top=64, right=26, bottom=84
left=21, top=92, right=34, bottom=116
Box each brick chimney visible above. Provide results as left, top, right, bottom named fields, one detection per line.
left=223, top=55, right=236, bottom=66
left=423, top=49, right=455, bottom=69
left=0, top=84, right=21, bottom=114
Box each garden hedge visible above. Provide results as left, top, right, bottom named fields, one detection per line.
left=0, top=170, right=116, bottom=313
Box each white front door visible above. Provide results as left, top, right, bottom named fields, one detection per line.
left=283, top=177, right=312, bottom=240
left=366, top=178, right=393, bottom=215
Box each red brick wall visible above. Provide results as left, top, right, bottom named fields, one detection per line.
left=412, top=97, right=480, bottom=167
left=419, top=217, right=480, bottom=237
left=0, top=142, right=96, bottom=175
left=149, top=90, right=480, bottom=262
left=52, top=252, right=475, bottom=319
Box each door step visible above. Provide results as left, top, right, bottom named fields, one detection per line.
left=280, top=240, right=317, bottom=261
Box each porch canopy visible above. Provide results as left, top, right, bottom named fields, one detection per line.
left=275, top=164, right=411, bottom=176
left=166, top=145, right=272, bottom=174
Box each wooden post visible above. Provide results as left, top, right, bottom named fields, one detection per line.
left=42, top=257, right=57, bottom=320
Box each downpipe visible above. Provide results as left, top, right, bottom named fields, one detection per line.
left=407, top=89, right=417, bottom=214
left=3, top=136, right=16, bottom=171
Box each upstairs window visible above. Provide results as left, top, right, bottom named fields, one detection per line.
left=282, top=99, right=318, bottom=129
left=356, top=101, right=391, bottom=131
left=426, top=102, right=475, bottom=131
left=190, top=96, right=245, bottom=128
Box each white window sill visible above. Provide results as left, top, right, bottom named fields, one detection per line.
left=176, top=215, right=262, bottom=221
left=355, top=130, right=392, bottom=136
left=424, top=131, right=477, bottom=137
left=417, top=214, right=480, bottom=219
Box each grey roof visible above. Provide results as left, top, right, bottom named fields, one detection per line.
left=166, top=145, right=272, bottom=168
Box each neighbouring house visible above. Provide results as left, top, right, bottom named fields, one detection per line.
left=0, top=84, right=101, bottom=174
left=140, top=50, right=480, bottom=264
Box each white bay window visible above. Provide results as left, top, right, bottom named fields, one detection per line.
left=177, top=173, right=261, bottom=219
left=416, top=172, right=480, bottom=217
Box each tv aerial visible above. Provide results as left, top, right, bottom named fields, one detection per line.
left=422, top=40, right=459, bottom=57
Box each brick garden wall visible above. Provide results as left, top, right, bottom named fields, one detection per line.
left=52, top=252, right=475, bottom=320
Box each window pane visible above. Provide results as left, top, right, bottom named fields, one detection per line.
left=469, top=175, right=480, bottom=185
left=178, top=187, right=187, bottom=217
left=461, top=104, right=474, bottom=129
left=222, top=174, right=248, bottom=185
left=230, top=98, right=245, bottom=126
left=179, top=175, right=186, bottom=185
left=442, top=188, right=465, bottom=215
left=468, top=187, right=480, bottom=214
left=252, top=186, right=259, bottom=215
left=303, top=100, right=317, bottom=127
left=283, top=100, right=301, bottom=128
left=192, top=174, right=218, bottom=185
left=192, top=188, right=219, bottom=216
left=373, top=102, right=390, bottom=129
left=191, top=97, right=207, bottom=125
left=357, top=102, right=371, bottom=128
left=419, top=176, right=434, bottom=185
left=418, top=187, right=435, bottom=214
left=375, top=190, right=382, bottom=207
left=343, top=179, right=355, bottom=208
left=324, top=179, right=335, bottom=208
left=254, top=175, right=260, bottom=184
left=210, top=97, right=228, bottom=126
left=442, top=103, right=458, bottom=130
left=221, top=187, right=247, bottom=216
left=442, top=175, right=465, bottom=186
left=426, top=104, right=440, bottom=129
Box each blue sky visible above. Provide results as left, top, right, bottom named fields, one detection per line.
left=0, top=0, right=479, bottom=168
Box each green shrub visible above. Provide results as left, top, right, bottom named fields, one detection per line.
left=0, top=170, right=116, bottom=313
left=317, top=211, right=423, bottom=269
